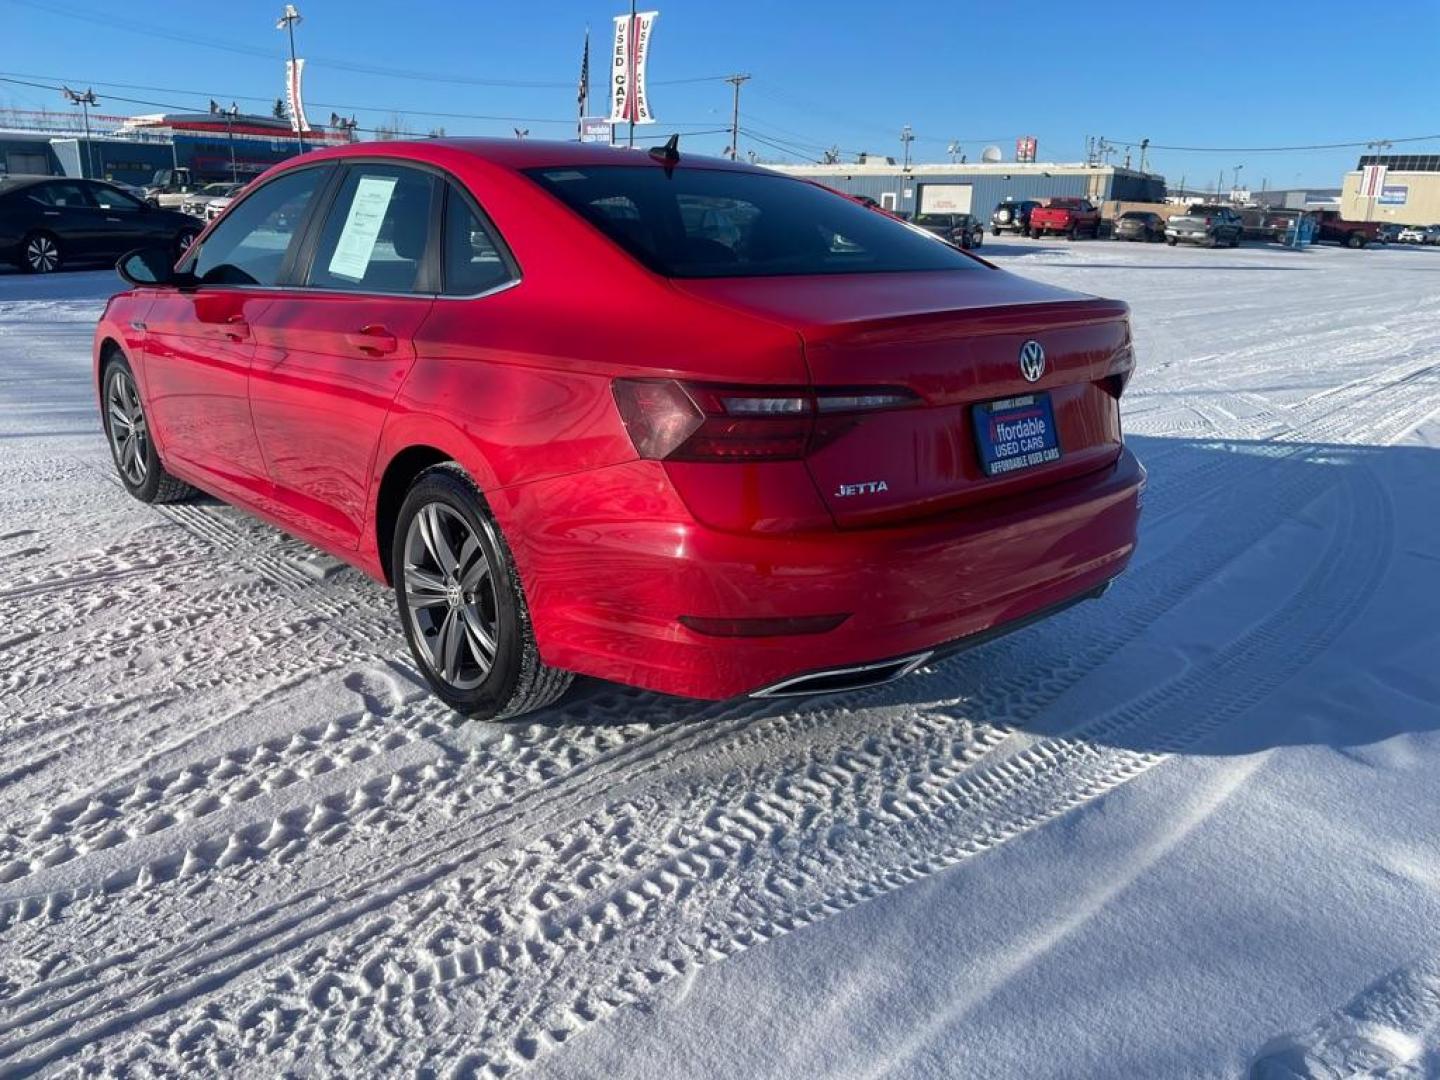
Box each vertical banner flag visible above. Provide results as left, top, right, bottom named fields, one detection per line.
left=1359, top=163, right=1387, bottom=199
left=610, top=10, right=659, bottom=126
left=285, top=58, right=312, bottom=133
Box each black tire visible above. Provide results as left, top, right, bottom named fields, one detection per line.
left=1167, top=237, right=1178, bottom=246
left=393, top=463, right=572, bottom=721
left=1347, top=232, right=1365, bottom=249
left=21, top=231, right=61, bottom=274
left=990, top=226, right=1001, bottom=237
left=1067, top=224, right=1078, bottom=241
left=101, top=353, right=196, bottom=504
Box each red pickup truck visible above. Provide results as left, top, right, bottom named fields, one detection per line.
left=1028, top=197, right=1102, bottom=240
left=1312, top=209, right=1384, bottom=249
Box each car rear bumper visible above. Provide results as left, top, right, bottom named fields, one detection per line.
left=495, top=447, right=1145, bottom=701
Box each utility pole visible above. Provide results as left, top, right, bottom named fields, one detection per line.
left=1139, top=137, right=1149, bottom=174
left=276, top=4, right=304, bottom=155
left=1232, top=163, right=1243, bottom=199
left=61, top=86, right=98, bottom=178
left=724, top=73, right=750, bottom=161
left=899, top=124, right=914, bottom=171
left=947, top=140, right=960, bottom=164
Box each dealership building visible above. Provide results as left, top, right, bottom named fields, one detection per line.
left=1340, top=154, right=1440, bottom=226
left=0, top=108, right=350, bottom=186
left=769, top=159, right=1166, bottom=219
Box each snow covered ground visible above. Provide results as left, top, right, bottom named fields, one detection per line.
left=0, top=239, right=1438, bottom=1079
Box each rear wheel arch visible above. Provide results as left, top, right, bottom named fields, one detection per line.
left=374, top=444, right=456, bottom=585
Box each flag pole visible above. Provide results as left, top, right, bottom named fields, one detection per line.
left=627, top=0, right=636, bottom=148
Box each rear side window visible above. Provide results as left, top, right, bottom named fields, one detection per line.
left=191, top=167, right=326, bottom=286
left=442, top=184, right=516, bottom=296
left=306, top=164, right=437, bottom=294
left=526, top=165, right=980, bottom=279
left=90, top=184, right=144, bottom=211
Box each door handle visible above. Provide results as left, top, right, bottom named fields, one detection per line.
left=106, top=216, right=122, bottom=223
left=345, top=325, right=398, bottom=356
left=205, top=315, right=250, bottom=343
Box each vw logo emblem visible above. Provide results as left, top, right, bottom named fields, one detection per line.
left=1019, top=340, right=1046, bottom=383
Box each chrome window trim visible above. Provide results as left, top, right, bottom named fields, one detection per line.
left=163, top=277, right=522, bottom=303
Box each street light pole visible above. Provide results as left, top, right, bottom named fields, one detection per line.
left=277, top=4, right=304, bottom=155
left=62, top=86, right=98, bottom=178
left=226, top=103, right=238, bottom=183
left=900, top=124, right=914, bottom=171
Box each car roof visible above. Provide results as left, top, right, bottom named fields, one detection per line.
left=289, top=136, right=766, bottom=175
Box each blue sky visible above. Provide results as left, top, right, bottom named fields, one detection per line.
left=2, top=0, right=1437, bottom=189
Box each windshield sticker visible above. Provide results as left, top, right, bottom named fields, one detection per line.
left=327, top=175, right=397, bottom=281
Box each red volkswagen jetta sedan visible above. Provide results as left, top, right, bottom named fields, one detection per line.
left=94, top=139, right=1143, bottom=720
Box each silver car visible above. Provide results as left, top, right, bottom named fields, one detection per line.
left=179, top=182, right=242, bottom=219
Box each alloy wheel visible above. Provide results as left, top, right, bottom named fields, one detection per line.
left=26, top=235, right=58, bottom=273
left=106, top=369, right=149, bottom=486
left=402, top=502, right=499, bottom=690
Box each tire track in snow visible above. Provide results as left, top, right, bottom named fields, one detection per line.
left=0, top=417, right=1395, bottom=1075
left=86, top=462, right=1391, bottom=1078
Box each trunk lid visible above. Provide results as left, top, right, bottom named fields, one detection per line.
left=673, top=269, right=1131, bottom=527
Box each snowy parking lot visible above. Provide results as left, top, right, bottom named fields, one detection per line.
left=1, top=239, right=1438, bottom=1078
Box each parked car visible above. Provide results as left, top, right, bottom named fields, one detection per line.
left=1028, top=197, right=1101, bottom=239
left=990, top=199, right=1040, bottom=236
left=1257, top=207, right=1302, bottom=243
left=0, top=176, right=200, bottom=273
left=1374, top=223, right=1403, bottom=245
left=204, top=194, right=236, bottom=222
left=143, top=167, right=202, bottom=209
left=1397, top=225, right=1428, bottom=244
left=1310, top=210, right=1382, bottom=249
left=180, top=182, right=244, bottom=219
left=1112, top=211, right=1165, bottom=242
left=913, top=211, right=985, bottom=249
left=96, top=139, right=1143, bottom=719
left=1426, top=226, right=1440, bottom=246
left=1164, top=204, right=1245, bottom=247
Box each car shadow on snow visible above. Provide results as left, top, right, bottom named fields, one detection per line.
left=629, top=433, right=1440, bottom=759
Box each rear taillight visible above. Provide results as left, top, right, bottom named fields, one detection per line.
left=612, top=379, right=918, bottom=462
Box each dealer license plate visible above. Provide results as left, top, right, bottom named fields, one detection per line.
left=972, top=393, right=1061, bottom=477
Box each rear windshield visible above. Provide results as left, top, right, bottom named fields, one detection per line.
left=525, top=165, right=980, bottom=278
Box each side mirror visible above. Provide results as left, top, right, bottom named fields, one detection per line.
left=117, top=246, right=196, bottom=289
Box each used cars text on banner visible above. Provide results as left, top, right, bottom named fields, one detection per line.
left=285, top=58, right=312, bottom=133
left=609, top=11, right=658, bottom=126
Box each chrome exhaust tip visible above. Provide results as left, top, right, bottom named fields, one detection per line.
left=751, top=651, right=933, bottom=699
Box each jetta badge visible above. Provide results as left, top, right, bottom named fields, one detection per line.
left=1019, top=340, right=1046, bottom=383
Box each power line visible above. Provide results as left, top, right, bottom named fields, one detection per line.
left=1114, top=134, right=1440, bottom=153
left=0, top=73, right=722, bottom=134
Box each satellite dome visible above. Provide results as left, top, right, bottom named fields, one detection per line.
left=981, top=145, right=1003, bottom=163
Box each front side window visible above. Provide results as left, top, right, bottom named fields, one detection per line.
left=442, top=184, right=515, bottom=296
left=526, top=165, right=981, bottom=279
left=30, top=182, right=92, bottom=208
left=305, top=164, right=436, bottom=294
left=190, top=166, right=327, bottom=287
